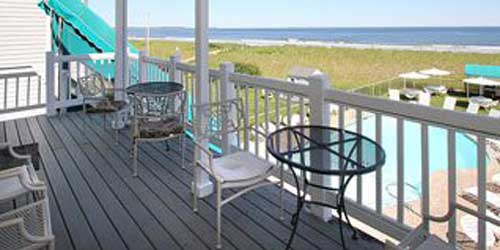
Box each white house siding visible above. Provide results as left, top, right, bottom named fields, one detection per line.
left=0, top=0, right=49, bottom=113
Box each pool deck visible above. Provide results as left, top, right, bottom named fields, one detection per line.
left=0, top=112, right=384, bottom=250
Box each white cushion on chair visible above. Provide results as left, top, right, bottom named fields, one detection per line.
left=213, top=152, right=274, bottom=182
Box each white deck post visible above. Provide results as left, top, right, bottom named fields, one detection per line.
left=220, top=62, right=236, bottom=154
left=308, top=73, right=333, bottom=221
left=138, top=50, right=148, bottom=83
left=194, top=0, right=213, bottom=197
left=115, top=0, right=128, bottom=99
left=169, top=51, right=182, bottom=83
left=45, top=52, right=57, bottom=116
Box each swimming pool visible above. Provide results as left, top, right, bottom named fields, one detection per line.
left=345, top=115, right=486, bottom=208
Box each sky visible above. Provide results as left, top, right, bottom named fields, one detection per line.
left=90, top=0, right=500, bottom=28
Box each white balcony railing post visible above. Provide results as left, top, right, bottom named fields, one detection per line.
left=138, top=50, right=148, bottom=83
left=45, top=52, right=57, bottom=116
left=169, top=51, right=182, bottom=83
left=220, top=62, right=235, bottom=155
left=307, top=73, right=333, bottom=221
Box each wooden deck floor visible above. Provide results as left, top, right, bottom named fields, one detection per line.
left=0, top=112, right=383, bottom=250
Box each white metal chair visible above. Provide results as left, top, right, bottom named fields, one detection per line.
left=466, top=102, right=480, bottom=114
left=0, top=144, right=45, bottom=203
left=418, top=92, right=431, bottom=106
left=130, top=90, right=187, bottom=176
left=78, top=74, right=129, bottom=138
left=389, top=89, right=400, bottom=101
left=442, top=96, right=457, bottom=111
left=490, top=109, right=500, bottom=118
left=192, top=98, right=282, bottom=249
left=0, top=199, right=54, bottom=250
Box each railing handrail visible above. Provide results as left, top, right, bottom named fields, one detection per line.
left=325, top=89, right=500, bottom=138
left=0, top=71, right=39, bottom=79
left=56, top=52, right=116, bottom=62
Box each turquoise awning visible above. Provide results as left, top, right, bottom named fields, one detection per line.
left=465, top=64, right=500, bottom=79
left=38, top=0, right=142, bottom=82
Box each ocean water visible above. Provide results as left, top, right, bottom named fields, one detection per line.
left=129, top=27, right=500, bottom=46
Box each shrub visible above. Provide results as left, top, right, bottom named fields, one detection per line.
left=234, top=62, right=262, bottom=76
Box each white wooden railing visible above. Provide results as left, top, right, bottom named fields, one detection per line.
left=137, top=51, right=500, bottom=249
left=0, top=67, right=44, bottom=114
left=46, top=52, right=139, bottom=115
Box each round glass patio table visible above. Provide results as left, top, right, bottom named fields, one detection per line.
left=126, top=81, right=183, bottom=96
left=266, top=125, right=386, bottom=250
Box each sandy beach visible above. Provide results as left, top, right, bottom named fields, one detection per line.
left=130, top=36, right=500, bottom=54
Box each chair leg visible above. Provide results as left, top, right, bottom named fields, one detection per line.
left=216, top=183, right=222, bottom=249
left=133, top=140, right=138, bottom=177
left=279, top=163, right=285, bottom=221
left=192, top=164, right=199, bottom=212
left=181, top=136, right=186, bottom=169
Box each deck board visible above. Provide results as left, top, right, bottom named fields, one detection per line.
left=0, top=112, right=384, bottom=250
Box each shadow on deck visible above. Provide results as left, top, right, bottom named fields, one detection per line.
left=0, top=112, right=384, bottom=250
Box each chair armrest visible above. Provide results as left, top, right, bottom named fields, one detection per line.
left=192, top=139, right=222, bottom=182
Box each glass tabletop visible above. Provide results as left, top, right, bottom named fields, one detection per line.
left=266, top=125, right=386, bottom=175
left=126, top=81, right=183, bottom=96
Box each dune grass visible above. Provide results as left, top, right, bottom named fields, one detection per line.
left=131, top=40, right=500, bottom=91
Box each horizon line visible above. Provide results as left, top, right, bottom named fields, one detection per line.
left=128, top=25, right=500, bottom=29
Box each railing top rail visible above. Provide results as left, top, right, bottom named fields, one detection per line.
left=229, top=72, right=310, bottom=97
left=57, top=53, right=116, bottom=62
left=0, top=72, right=39, bottom=79
left=326, top=89, right=500, bottom=138
left=142, top=55, right=172, bottom=66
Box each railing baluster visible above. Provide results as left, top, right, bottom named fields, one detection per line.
left=421, top=123, right=430, bottom=231
left=254, top=87, right=259, bottom=157
left=27, top=75, right=31, bottom=106
left=397, top=117, right=404, bottom=223
left=38, top=76, right=42, bottom=105
left=338, top=105, right=345, bottom=129
left=477, top=136, right=487, bottom=250
left=244, top=85, right=250, bottom=151
left=375, top=113, right=383, bottom=214
left=4, top=78, right=8, bottom=109
left=264, top=89, right=270, bottom=160
left=448, top=129, right=457, bottom=246
left=15, top=77, right=20, bottom=108
left=356, top=109, right=363, bottom=204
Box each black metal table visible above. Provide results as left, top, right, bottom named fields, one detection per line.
left=266, top=125, right=386, bottom=250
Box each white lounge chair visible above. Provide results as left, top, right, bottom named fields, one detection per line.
left=442, top=97, right=457, bottom=111
left=462, top=187, right=500, bottom=214
left=424, top=85, right=448, bottom=95
left=389, top=89, right=400, bottom=101
left=418, top=92, right=431, bottom=106
left=460, top=214, right=498, bottom=248
left=466, top=103, right=480, bottom=114
left=490, top=109, right=500, bottom=118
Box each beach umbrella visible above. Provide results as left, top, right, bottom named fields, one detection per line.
left=420, top=68, right=451, bottom=76
left=463, top=77, right=500, bottom=97
left=399, top=72, right=430, bottom=88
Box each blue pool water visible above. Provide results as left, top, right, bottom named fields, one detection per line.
left=346, top=115, right=485, bottom=208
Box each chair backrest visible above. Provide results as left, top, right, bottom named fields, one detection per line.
left=389, top=89, right=400, bottom=101
left=466, top=102, right=480, bottom=114
left=443, top=97, right=457, bottom=111
left=490, top=109, right=500, bottom=118
left=418, top=92, right=431, bottom=106
left=193, top=98, right=246, bottom=141
left=78, top=74, right=106, bottom=98
left=133, top=90, right=186, bottom=120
